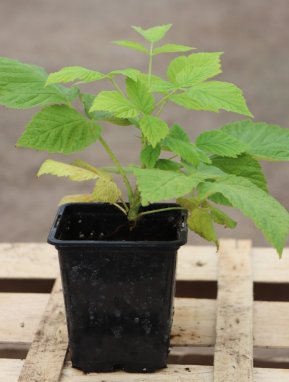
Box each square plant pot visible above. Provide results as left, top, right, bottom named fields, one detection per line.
left=48, top=203, right=187, bottom=373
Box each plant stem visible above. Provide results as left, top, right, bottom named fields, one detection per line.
left=137, top=206, right=186, bottom=219
left=148, top=42, right=154, bottom=87
left=113, top=203, right=128, bottom=215
left=110, top=77, right=124, bottom=95
left=99, top=136, right=134, bottom=204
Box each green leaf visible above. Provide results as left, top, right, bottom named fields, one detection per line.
left=132, top=167, right=201, bottom=205
left=0, top=57, right=76, bottom=109
left=163, top=124, right=201, bottom=166
left=211, top=154, right=268, bottom=192
left=90, top=91, right=138, bottom=118
left=37, top=159, right=99, bottom=181
left=126, top=78, right=154, bottom=113
left=139, top=115, right=169, bottom=148
left=153, top=43, right=194, bottom=55
left=155, top=159, right=182, bottom=171
left=46, top=66, right=105, bottom=85
left=187, top=81, right=253, bottom=117
left=170, top=92, right=206, bottom=110
left=188, top=207, right=218, bottom=245
left=113, top=40, right=148, bottom=54
left=221, top=120, right=289, bottom=161
left=17, top=105, right=102, bottom=154
left=138, top=73, right=177, bottom=93
left=167, top=52, right=223, bottom=87
left=208, top=205, right=237, bottom=229
left=198, top=175, right=289, bottom=255
left=140, top=144, right=161, bottom=168
left=196, top=130, right=248, bottom=157
left=109, top=68, right=141, bottom=81
left=93, top=177, right=121, bottom=203
left=81, top=93, right=131, bottom=125
left=132, top=24, right=172, bottom=43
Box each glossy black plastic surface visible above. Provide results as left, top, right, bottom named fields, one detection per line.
left=48, top=203, right=187, bottom=373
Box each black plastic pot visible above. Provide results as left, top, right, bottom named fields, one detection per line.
left=48, top=203, right=187, bottom=373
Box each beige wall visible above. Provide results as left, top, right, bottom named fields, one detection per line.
left=0, top=0, right=289, bottom=247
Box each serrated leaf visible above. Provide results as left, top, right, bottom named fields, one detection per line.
left=211, top=154, right=268, bottom=192
left=46, top=66, right=105, bottom=85
left=90, top=91, right=138, bottom=118
left=139, top=115, right=169, bottom=147
left=208, top=205, right=237, bottom=228
left=93, top=177, right=121, bottom=203
left=138, top=73, right=177, bottom=93
left=132, top=24, right=172, bottom=43
left=81, top=93, right=131, bottom=125
left=188, top=207, right=218, bottom=245
left=221, top=120, right=289, bottom=161
left=163, top=125, right=200, bottom=166
left=109, top=68, right=141, bottom=81
left=132, top=167, right=201, bottom=205
left=140, top=144, right=161, bottom=168
left=17, top=105, right=102, bottom=154
left=155, top=159, right=182, bottom=171
left=59, top=194, right=95, bottom=205
left=170, top=92, right=208, bottom=110
left=196, top=130, right=248, bottom=157
left=113, top=40, right=148, bottom=54
left=187, top=81, right=253, bottom=117
left=198, top=175, right=289, bottom=255
left=0, top=57, right=76, bottom=109
left=126, top=78, right=154, bottom=113
left=37, top=160, right=99, bottom=181
left=153, top=43, right=195, bottom=55
left=167, top=52, right=223, bottom=87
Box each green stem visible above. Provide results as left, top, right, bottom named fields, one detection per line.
left=99, top=136, right=134, bottom=204
left=148, top=42, right=154, bottom=87
left=113, top=203, right=127, bottom=215
left=137, top=206, right=186, bottom=219
left=110, top=77, right=124, bottom=95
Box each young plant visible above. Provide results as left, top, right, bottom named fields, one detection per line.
left=1, top=24, right=289, bottom=255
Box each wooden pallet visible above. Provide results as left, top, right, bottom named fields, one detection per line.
left=1, top=240, right=289, bottom=382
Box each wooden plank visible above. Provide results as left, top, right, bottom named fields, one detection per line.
left=2, top=359, right=289, bottom=382
left=0, top=243, right=58, bottom=279
left=18, top=277, right=68, bottom=382
left=1, top=295, right=289, bottom=349
left=0, top=293, right=49, bottom=348
left=213, top=240, right=253, bottom=382
left=0, top=359, right=23, bottom=382
left=1, top=242, right=289, bottom=283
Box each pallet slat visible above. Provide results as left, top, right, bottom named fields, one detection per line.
left=1, top=360, right=289, bottom=382
left=1, top=294, right=289, bottom=349
left=18, top=278, right=68, bottom=382
left=1, top=243, right=289, bottom=282
left=213, top=240, right=253, bottom=381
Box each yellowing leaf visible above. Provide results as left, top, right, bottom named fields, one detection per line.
left=59, top=194, right=95, bottom=205
left=188, top=207, right=218, bottom=245
left=93, top=177, right=121, bottom=203
left=37, top=160, right=99, bottom=181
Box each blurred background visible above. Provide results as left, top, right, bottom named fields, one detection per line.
left=1, top=0, right=289, bottom=247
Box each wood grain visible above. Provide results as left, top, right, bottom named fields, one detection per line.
left=18, top=277, right=68, bottom=382
left=213, top=240, right=253, bottom=382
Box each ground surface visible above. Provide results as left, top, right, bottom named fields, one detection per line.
left=0, top=0, right=289, bottom=247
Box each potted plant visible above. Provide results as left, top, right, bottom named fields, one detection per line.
left=1, top=23, right=289, bottom=373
